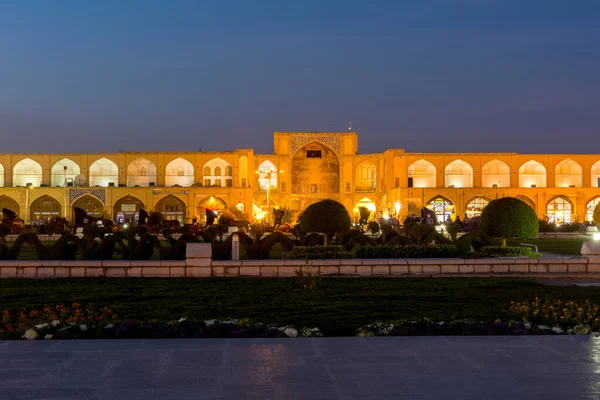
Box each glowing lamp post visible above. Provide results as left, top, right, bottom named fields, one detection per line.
left=394, top=201, right=401, bottom=218
left=256, top=168, right=283, bottom=224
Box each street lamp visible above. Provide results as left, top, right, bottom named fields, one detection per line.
left=394, top=201, right=401, bottom=217
left=256, top=168, right=283, bottom=224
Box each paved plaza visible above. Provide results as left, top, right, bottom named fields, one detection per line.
left=1, top=336, right=600, bottom=399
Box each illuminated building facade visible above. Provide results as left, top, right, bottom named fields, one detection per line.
left=0, top=131, right=599, bottom=225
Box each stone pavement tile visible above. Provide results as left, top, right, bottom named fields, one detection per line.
left=69, top=349, right=173, bottom=361
left=219, top=383, right=341, bottom=400
left=35, top=358, right=118, bottom=389
left=335, top=373, right=413, bottom=399
left=106, top=371, right=223, bottom=391
left=224, top=364, right=334, bottom=386
left=310, top=337, right=372, bottom=355
left=1, top=387, right=100, bottom=400
left=93, top=389, right=226, bottom=400
left=226, top=341, right=317, bottom=359
left=328, top=362, right=432, bottom=376
left=162, top=349, right=225, bottom=367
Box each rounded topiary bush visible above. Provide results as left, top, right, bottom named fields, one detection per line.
left=299, top=199, right=352, bottom=246
left=480, top=197, right=539, bottom=245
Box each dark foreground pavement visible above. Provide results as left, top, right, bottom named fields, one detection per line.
left=2, top=336, right=600, bottom=399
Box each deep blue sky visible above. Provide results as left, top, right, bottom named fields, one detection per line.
left=1, top=0, right=599, bottom=154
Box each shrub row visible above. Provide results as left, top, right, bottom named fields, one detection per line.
left=354, top=244, right=459, bottom=259
left=282, top=246, right=353, bottom=260
left=479, top=246, right=541, bottom=258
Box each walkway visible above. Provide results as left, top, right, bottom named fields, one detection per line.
left=1, top=336, right=600, bottom=399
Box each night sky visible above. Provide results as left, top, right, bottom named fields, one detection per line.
left=1, top=0, right=599, bottom=154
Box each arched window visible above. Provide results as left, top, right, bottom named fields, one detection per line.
left=592, top=161, right=600, bottom=188
left=203, top=158, right=233, bottom=187
left=89, top=158, right=119, bottom=187
left=165, top=158, right=194, bottom=187
left=13, top=158, right=43, bottom=187
left=427, top=196, right=454, bottom=223
left=126, top=158, right=157, bottom=187
left=355, top=161, right=377, bottom=191
left=586, top=197, right=600, bottom=223
left=72, top=195, right=104, bottom=218
left=258, top=160, right=278, bottom=190
left=30, top=195, right=61, bottom=223
left=407, top=159, right=436, bottom=188
left=465, top=197, right=490, bottom=218
left=445, top=160, right=473, bottom=188
left=519, top=160, right=546, bottom=188
left=555, top=159, right=582, bottom=188
left=51, top=158, right=81, bottom=187
left=546, top=197, right=573, bottom=225
left=481, top=159, right=510, bottom=188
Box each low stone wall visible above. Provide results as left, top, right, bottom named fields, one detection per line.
left=0, top=257, right=594, bottom=278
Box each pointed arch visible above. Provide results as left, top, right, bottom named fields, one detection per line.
left=546, top=196, right=573, bottom=225
left=0, top=163, right=4, bottom=187
left=591, top=161, right=600, bottom=187
left=71, top=194, right=104, bottom=218
left=426, top=195, right=455, bottom=223
left=0, top=195, right=20, bottom=215
left=13, top=158, right=43, bottom=187
left=89, top=158, right=119, bottom=187
left=258, top=160, right=279, bottom=190
left=291, top=141, right=340, bottom=194
left=465, top=196, right=491, bottom=218
left=238, top=155, right=248, bottom=187
left=482, top=159, right=510, bottom=188
left=155, top=195, right=186, bottom=224
left=407, top=159, right=436, bottom=188
left=516, top=195, right=536, bottom=210
left=586, top=196, right=600, bottom=222
left=127, top=158, right=157, bottom=187
left=555, top=158, right=582, bottom=188
left=51, top=158, right=81, bottom=187
left=197, top=196, right=227, bottom=212
left=445, top=159, right=473, bottom=188
left=30, top=195, right=61, bottom=222
left=519, top=160, right=546, bottom=188
left=203, top=158, right=232, bottom=187
left=355, top=161, right=377, bottom=191
left=166, top=158, right=194, bottom=187
left=114, top=194, right=145, bottom=223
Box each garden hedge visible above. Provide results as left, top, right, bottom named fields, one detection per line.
left=354, top=244, right=459, bottom=259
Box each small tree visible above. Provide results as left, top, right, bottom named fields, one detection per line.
left=480, top=197, right=539, bottom=247
left=148, top=211, right=164, bottom=228
left=299, top=199, right=351, bottom=246
left=593, top=203, right=600, bottom=227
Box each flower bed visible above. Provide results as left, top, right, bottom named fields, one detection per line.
left=355, top=319, right=592, bottom=336
left=4, top=298, right=600, bottom=340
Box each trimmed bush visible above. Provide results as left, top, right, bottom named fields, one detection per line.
left=282, top=245, right=353, bottom=260
left=299, top=200, right=351, bottom=245
left=479, top=246, right=541, bottom=258
left=217, top=211, right=237, bottom=226
left=480, top=198, right=539, bottom=245
left=594, top=203, right=600, bottom=227
left=354, top=244, right=458, bottom=259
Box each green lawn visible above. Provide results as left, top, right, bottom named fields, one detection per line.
left=508, top=238, right=585, bottom=255
left=2, top=277, right=600, bottom=335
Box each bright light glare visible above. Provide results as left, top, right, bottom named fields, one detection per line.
left=593, top=233, right=600, bottom=241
